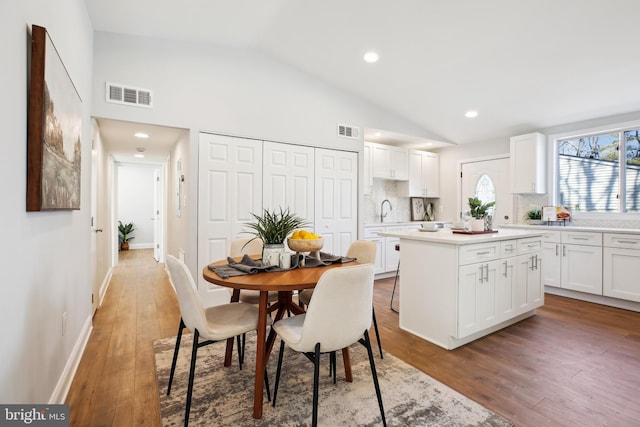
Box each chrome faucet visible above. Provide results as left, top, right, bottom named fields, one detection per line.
left=380, top=199, right=392, bottom=223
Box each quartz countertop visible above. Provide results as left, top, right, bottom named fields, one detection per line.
left=378, top=227, right=542, bottom=245
left=501, top=223, right=640, bottom=235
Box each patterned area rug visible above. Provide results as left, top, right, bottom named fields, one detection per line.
left=154, top=332, right=513, bottom=426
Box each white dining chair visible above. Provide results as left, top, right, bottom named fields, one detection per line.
left=298, top=240, right=384, bottom=358
left=271, top=263, right=386, bottom=427
left=165, top=255, right=262, bottom=427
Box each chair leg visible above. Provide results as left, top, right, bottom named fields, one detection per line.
left=272, top=340, right=286, bottom=407
left=330, top=351, right=337, bottom=384
left=363, top=330, right=387, bottom=427
left=390, top=261, right=400, bottom=313
left=264, top=368, right=271, bottom=402
left=167, top=318, right=185, bottom=395
left=312, top=343, right=321, bottom=427
left=372, top=307, right=384, bottom=359
left=237, top=334, right=244, bottom=370
left=184, top=329, right=200, bottom=427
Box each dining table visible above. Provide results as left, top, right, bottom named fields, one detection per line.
left=202, top=256, right=357, bottom=419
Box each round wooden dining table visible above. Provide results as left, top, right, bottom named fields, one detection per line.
left=202, top=258, right=357, bottom=419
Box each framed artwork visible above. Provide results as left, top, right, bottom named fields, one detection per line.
left=27, top=25, right=82, bottom=211
left=410, top=197, right=426, bottom=221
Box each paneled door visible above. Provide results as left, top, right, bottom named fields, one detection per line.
left=262, top=141, right=315, bottom=225
left=314, top=148, right=358, bottom=256
left=198, top=133, right=262, bottom=307
left=460, top=156, right=513, bottom=225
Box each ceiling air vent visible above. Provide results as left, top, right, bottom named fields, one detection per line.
left=106, top=82, right=153, bottom=108
left=337, top=124, right=360, bottom=139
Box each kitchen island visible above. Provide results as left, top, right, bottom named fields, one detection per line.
left=379, top=227, right=544, bottom=349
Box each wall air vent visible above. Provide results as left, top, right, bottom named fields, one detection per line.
left=337, top=124, right=360, bottom=139
left=106, top=82, right=153, bottom=108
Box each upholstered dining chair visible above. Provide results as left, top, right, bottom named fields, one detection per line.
left=229, top=237, right=280, bottom=305
left=165, top=255, right=262, bottom=427
left=298, top=240, right=384, bottom=358
left=271, top=263, right=386, bottom=427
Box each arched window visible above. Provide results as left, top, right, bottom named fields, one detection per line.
left=475, top=174, right=496, bottom=206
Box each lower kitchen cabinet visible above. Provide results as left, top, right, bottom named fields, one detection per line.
left=603, top=233, right=640, bottom=302
left=456, top=237, right=542, bottom=339
left=364, top=224, right=421, bottom=275
left=540, top=230, right=602, bottom=295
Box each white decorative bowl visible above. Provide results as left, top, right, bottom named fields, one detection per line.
left=287, top=237, right=324, bottom=253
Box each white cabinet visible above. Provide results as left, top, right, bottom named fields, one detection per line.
left=510, top=132, right=546, bottom=194
left=458, top=258, right=500, bottom=338
left=401, top=150, right=440, bottom=197
left=371, top=142, right=409, bottom=180
left=456, top=238, right=542, bottom=339
left=540, top=230, right=603, bottom=295
left=364, top=224, right=420, bottom=274
left=603, top=233, right=640, bottom=302
left=363, top=142, right=373, bottom=195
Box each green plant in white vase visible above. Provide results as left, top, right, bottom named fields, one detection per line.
left=467, top=197, right=495, bottom=231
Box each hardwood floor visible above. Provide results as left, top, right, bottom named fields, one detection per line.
left=67, top=249, right=640, bottom=426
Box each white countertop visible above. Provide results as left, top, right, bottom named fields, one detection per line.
left=378, top=227, right=543, bottom=245
left=501, top=223, right=640, bottom=235
left=364, top=221, right=448, bottom=228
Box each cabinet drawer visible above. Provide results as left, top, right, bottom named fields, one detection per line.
left=604, top=233, right=640, bottom=249
left=561, top=231, right=602, bottom=246
left=364, top=227, right=383, bottom=239
left=518, top=237, right=543, bottom=254
left=459, top=242, right=500, bottom=265
left=539, top=230, right=561, bottom=243
left=500, top=240, right=518, bottom=257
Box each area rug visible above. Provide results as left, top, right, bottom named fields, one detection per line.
left=154, top=332, right=513, bottom=426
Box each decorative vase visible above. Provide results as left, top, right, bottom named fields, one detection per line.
left=470, top=218, right=485, bottom=232
left=262, top=243, right=285, bottom=266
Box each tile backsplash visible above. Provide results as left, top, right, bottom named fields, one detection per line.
left=365, top=179, right=439, bottom=224
left=516, top=194, right=640, bottom=229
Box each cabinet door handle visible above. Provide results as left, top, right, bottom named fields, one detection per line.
left=503, top=261, right=508, bottom=277
left=555, top=243, right=559, bottom=256
left=530, top=255, right=535, bottom=271
left=476, top=251, right=491, bottom=255
left=479, top=265, right=484, bottom=283
left=484, top=264, right=489, bottom=282
left=527, top=243, right=538, bottom=248
left=534, top=254, right=539, bottom=270
left=563, top=244, right=567, bottom=257
left=570, top=237, right=589, bottom=241
left=616, top=240, right=638, bottom=244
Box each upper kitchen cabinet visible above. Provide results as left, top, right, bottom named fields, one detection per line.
left=510, top=132, right=547, bottom=194
left=400, top=149, right=440, bottom=197
left=371, top=142, right=409, bottom=180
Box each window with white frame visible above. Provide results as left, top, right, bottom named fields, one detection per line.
left=556, top=127, right=640, bottom=213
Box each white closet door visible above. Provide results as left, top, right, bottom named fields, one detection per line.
left=263, top=141, right=314, bottom=225
left=198, top=133, right=262, bottom=306
left=314, top=149, right=358, bottom=256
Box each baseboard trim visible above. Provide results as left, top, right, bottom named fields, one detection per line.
left=49, top=315, right=93, bottom=404
left=545, top=286, right=640, bottom=312
left=99, top=267, right=113, bottom=307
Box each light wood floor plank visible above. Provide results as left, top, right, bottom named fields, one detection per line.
left=66, top=250, right=640, bottom=426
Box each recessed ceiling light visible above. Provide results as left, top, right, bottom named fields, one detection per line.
left=374, top=132, right=382, bottom=137
left=134, top=132, right=149, bottom=138
left=133, top=153, right=145, bottom=158
left=364, top=51, right=379, bottom=63
left=465, top=110, right=478, bottom=118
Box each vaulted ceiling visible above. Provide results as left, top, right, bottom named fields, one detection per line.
left=86, top=0, right=640, bottom=147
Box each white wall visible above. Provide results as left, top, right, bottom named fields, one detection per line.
left=168, top=133, right=191, bottom=260
left=90, top=32, right=441, bottom=275
left=116, top=164, right=157, bottom=248
left=0, top=0, right=94, bottom=403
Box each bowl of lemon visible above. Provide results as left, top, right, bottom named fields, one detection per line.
left=287, top=230, right=324, bottom=253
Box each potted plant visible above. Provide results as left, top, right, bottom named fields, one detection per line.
left=467, top=197, right=496, bottom=231
left=245, top=208, right=309, bottom=265
left=524, top=208, right=543, bottom=224
left=118, top=221, right=135, bottom=251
